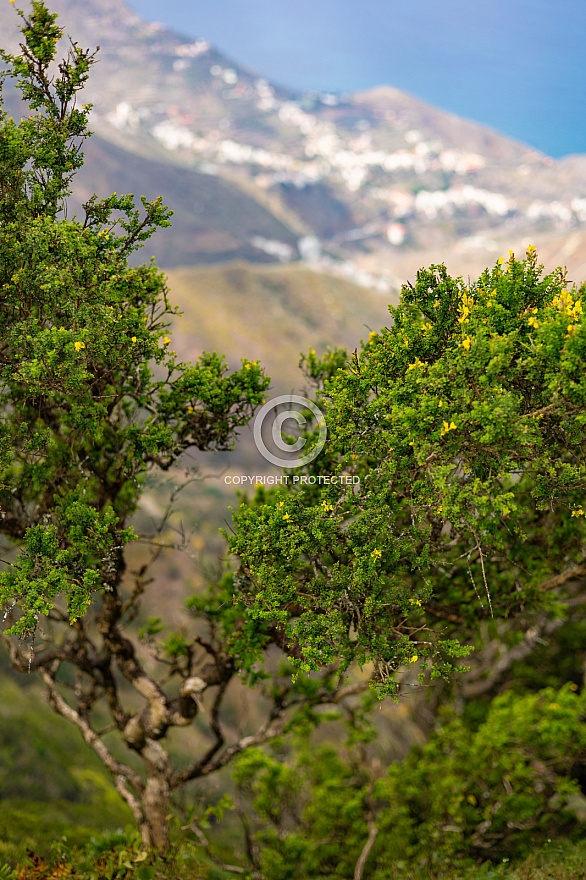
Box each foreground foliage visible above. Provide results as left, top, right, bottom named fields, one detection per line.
left=6, top=829, right=586, bottom=880
left=230, top=250, right=586, bottom=694
left=0, top=2, right=366, bottom=855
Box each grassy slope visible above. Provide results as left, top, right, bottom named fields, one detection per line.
left=0, top=669, right=133, bottom=863
left=165, top=261, right=396, bottom=393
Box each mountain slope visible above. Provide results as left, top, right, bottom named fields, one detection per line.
left=3, top=0, right=586, bottom=283
left=165, top=261, right=394, bottom=393
left=73, top=136, right=300, bottom=266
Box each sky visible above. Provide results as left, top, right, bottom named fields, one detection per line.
left=128, top=0, right=586, bottom=158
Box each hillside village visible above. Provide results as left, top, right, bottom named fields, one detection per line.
left=4, top=0, right=586, bottom=288
left=104, top=50, right=586, bottom=256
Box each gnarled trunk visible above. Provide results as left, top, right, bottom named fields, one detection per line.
left=135, top=739, right=173, bottom=853
left=140, top=771, right=172, bottom=853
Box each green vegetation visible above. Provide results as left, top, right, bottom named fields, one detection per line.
left=232, top=684, right=586, bottom=877
left=1, top=3, right=585, bottom=878
left=224, top=252, right=586, bottom=871
left=0, top=0, right=381, bottom=861
left=0, top=671, right=132, bottom=863
left=229, top=252, right=586, bottom=692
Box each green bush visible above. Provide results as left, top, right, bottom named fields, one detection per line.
left=231, top=685, right=586, bottom=878
left=378, top=684, right=586, bottom=871
left=234, top=740, right=372, bottom=879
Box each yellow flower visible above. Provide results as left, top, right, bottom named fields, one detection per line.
left=440, top=421, right=457, bottom=438
left=571, top=508, right=585, bottom=517
left=528, top=316, right=539, bottom=329
left=409, top=654, right=418, bottom=663
left=457, top=295, right=471, bottom=323
left=462, top=336, right=471, bottom=351
left=131, top=336, right=137, bottom=343
left=409, top=598, right=422, bottom=606
left=371, top=548, right=382, bottom=560
left=438, top=400, right=443, bottom=408
left=163, top=336, right=171, bottom=345
left=283, top=513, right=291, bottom=521
left=74, top=341, right=85, bottom=352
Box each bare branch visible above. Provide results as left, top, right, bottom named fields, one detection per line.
left=39, top=670, right=144, bottom=814
left=461, top=616, right=564, bottom=698
left=354, top=818, right=378, bottom=880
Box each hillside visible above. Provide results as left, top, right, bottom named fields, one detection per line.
left=165, top=261, right=394, bottom=391
left=74, top=137, right=300, bottom=266
left=4, top=0, right=586, bottom=285
left=154, top=262, right=394, bottom=485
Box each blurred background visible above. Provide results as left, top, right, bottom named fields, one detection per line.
left=129, top=0, right=586, bottom=158
left=5, top=0, right=586, bottom=408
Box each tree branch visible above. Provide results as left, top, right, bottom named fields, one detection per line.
left=39, top=669, right=145, bottom=818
